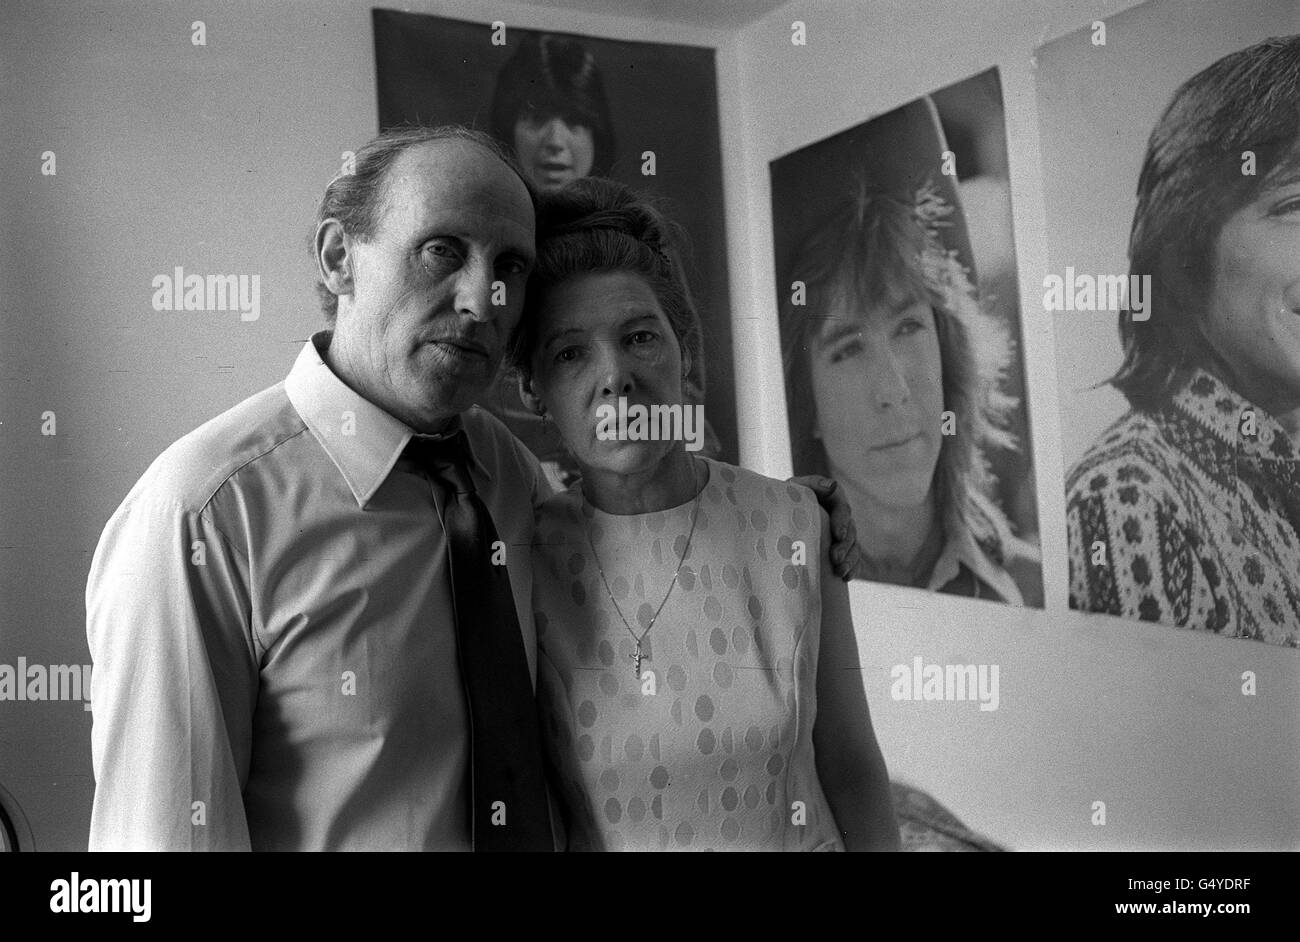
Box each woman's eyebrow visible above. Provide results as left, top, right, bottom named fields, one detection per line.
left=542, top=326, right=584, bottom=349
left=619, top=312, right=660, bottom=328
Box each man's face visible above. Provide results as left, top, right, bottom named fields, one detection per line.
left=1202, top=163, right=1300, bottom=414
left=337, top=139, right=535, bottom=430
left=807, top=288, right=945, bottom=512
left=512, top=114, right=595, bottom=192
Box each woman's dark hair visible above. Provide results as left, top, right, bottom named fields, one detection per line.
left=1112, top=34, right=1300, bottom=408
left=489, top=34, right=616, bottom=177
left=778, top=182, right=1018, bottom=557
left=310, top=124, right=536, bottom=322
left=510, top=177, right=699, bottom=387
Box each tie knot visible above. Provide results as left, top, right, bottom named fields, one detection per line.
left=405, top=430, right=476, bottom=495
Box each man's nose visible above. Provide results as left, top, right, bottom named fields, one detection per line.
left=867, top=346, right=910, bottom=409
left=538, top=118, right=573, bottom=150
left=454, top=258, right=496, bottom=323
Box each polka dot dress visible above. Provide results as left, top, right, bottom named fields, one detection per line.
left=534, top=457, right=843, bottom=851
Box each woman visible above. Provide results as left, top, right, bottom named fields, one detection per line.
left=779, top=177, right=1038, bottom=605
left=511, top=178, right=899, bottom=850
left=482, top=32, right=718, bottom=488
left=1065, top=35, right=1300, bottom=647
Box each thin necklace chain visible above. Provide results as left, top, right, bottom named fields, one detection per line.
left=586, top=462, right=704, bottom=677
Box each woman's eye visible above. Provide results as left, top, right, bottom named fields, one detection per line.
left=555, top=346, right=582, bottom=364
left=628, top=330, right=657, bottom=345
left=895, top=318, right=925, bottom=338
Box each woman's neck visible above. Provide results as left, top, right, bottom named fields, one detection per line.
left=581, top=448, right=702, bottom=515
left=840, top=476, right=942, bottom=585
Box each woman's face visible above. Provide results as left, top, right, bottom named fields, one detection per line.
left=512, top=114, right=596, bottom=191
left=806, top=289, right=945, bottom=510
left=527, top=270, right=686, bottom=477
left=1201, top=167, right=1300, bottom=413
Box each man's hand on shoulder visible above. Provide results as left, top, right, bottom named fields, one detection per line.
left=789, top=475, right=860, bottom=581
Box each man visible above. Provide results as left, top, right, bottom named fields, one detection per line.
left=86, top=126, right=858, bottom=851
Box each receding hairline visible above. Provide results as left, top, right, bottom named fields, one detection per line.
left=368, top=136, right=536, bottom=235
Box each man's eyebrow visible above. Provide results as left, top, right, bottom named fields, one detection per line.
left=409, top=229, right=534, bottom=263
left=813, top=316, right=861, bottom=347
left=1262, top=164, right=1300, bottom=192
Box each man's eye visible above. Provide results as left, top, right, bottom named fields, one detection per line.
left=828, top=339, right=863, bottom=364
left=499, top=258, right=528, bottom=276
left=422, top=241, right=460, bottom=263
left=555, top=346, right=582, bottom=364
left=1267, top=195, right=1300, bottom=218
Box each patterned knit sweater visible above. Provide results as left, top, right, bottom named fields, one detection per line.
left=1065, top=369, right=1300, bottom=647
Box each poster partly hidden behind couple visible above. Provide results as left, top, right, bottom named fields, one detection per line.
left=372, top=8, right=736, bottom=488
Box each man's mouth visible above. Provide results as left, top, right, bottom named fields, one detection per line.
left=537, top=161, right=573, bottom=176
left=871, top=432, right=921, bottom=452
left=428, top=338, right=490, bottom=360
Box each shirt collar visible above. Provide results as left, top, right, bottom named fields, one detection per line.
left=926, top=517, right=1023, bottom=605
left=284, top=330, right=491, bottom=509
left=1160, top=368, right=1298, bottom=520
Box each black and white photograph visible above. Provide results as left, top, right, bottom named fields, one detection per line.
left=0, top=0, right=1296, bottom=917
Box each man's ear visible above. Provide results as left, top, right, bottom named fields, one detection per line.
left=315, top=219, right=353, bottom=300
left=517, top=370, right=545, bottom=417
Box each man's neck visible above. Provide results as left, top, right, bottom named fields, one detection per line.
left=321, top=329, right=456, bottom=435
left=840, top=474, right=940, bottom=581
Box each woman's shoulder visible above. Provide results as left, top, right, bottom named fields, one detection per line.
left=705, top=458, right=817, bottom=506
left=534, top=483, right=586, bottom=538
left=701, top=458, right=823, bottom=536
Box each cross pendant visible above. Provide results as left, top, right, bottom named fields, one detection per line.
left=630, top=643, right=644, bottom=678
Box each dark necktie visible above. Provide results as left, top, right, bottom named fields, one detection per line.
left=405, top=430, right=554, bottom=852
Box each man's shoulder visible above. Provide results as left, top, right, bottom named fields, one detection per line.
left=462, top=404, right=545, bottom=487
left=127, top=381, right=308, bottom=515
left=1064, top=410, right=1183, bottom=502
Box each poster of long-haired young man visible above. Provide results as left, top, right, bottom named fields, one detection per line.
left=772, top=75, right=1043, bottom=608
left=1037, top=0, right=1299, bottom=647
left=373, top=10, right=735, bottom=487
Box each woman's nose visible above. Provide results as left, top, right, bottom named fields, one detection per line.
left=595, top=343, right=634, bottom=398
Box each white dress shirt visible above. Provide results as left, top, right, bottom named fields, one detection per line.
left=86, top=332, right=549, bottom=850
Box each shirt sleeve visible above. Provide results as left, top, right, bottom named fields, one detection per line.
left=86, top=489, right=258, bottom=850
